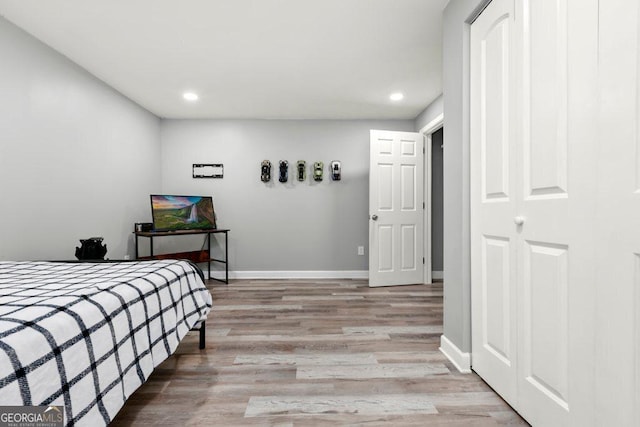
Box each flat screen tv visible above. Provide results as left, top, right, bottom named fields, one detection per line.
left=150, top=195, right=216, bottom=231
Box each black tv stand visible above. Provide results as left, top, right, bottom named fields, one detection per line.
left=134, top=229, right=229, bottom=283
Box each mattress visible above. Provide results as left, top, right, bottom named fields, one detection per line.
left=0, top=259, right=212, bottom=426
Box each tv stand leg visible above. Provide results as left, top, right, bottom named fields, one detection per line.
left=224, top=230, right=228, bottom=284
left=207, top=232, right=211, bottom=280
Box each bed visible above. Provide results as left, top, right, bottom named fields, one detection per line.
left=0, top=259, right=212, bottom=426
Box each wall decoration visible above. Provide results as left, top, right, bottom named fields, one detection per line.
left=313, top=161, right=324, bottom=181
left=261, top=160, right=272, bottom=182
left=279, top=160, right=289, bottom=182
left=330, top=160, right=341, bottom=181
left=193, top=163, right=223, bottom=178
left=296, top=160, right=306, bottom=181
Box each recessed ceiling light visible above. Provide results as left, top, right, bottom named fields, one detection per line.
left=183, top=92, right=199, bottom=101
left=390, top=92, right=404, bottom=101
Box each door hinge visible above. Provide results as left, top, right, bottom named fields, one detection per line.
left=423, top=257, right=425, bottom=264
left=423, top=201, right=425, bottom=209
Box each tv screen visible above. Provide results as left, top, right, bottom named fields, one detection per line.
left=150, top=195, right=216, bottom=231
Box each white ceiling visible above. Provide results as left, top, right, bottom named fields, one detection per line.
left=0, top=0, right=447, bottom=120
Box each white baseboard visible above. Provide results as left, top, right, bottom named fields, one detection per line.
left=439, top=335, right=472, bottom=373
left=207, top=270, right=369, bottom=280
left=432, top=271, right=443, bottom=280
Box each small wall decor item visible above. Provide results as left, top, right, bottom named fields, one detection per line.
left=330, top=160, right=342, bottom=181
left=193, top=163, right=224, bottom=178
left=279, top=160, right=289, bottom=182
left=313, top=161, right=324, bottom=181
left=75, top=237, right=107, bottom=260
left=261, top=160, right=272, bottom=182
left=296, top=160, right=306, bottom=181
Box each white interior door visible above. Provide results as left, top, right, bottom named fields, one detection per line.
left=470, top=0, right=518, bottom=407
left=369, top=130, right=424, bottom=287
left=514, top=1, right=598, bottom=425
left=471, top=0, right=597, bottom=425
left=595, top=0, right=640, bottom=425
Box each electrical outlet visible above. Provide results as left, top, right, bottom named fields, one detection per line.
left=357, top=246, right=365, bottom=256
left=123, top=255, right=131, bottom=260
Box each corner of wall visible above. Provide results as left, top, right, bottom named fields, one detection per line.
left=440, top=334, right=472, bottom=373
left=414, top=94, right=444, bottom=131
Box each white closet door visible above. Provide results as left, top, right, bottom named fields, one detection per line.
left=470, top=0, right=518, bottom=407
left=471, top=0, right=598, bottom=425
left=515, top=0, right=597, bottom=425
left=595, top=0, right=640, bottom=425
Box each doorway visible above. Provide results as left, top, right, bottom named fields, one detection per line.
left=420, top=113, right=444, bottom=284
left=430, top=128, right=444, bottom=281
left=368, top=120, right=442, bottom=287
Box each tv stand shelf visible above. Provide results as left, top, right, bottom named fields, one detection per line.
left=134, top=229, right=229, bottom=283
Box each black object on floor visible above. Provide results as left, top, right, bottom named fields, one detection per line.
left=75, top=237, right=107, bottom=260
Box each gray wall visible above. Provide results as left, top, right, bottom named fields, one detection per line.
left=442, top=0, right=488, bottom=353
left=431, top=128, right=444, bottom=273
left=0, top=12, right=418, bottom=271
left=0, top=17, right=161, bottom=260
left=159, top=120, right=415, bottom=272
left=415, top=94, right=443, bottom=130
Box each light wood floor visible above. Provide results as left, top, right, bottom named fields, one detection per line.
left=112, top=279, right=528, bottom=426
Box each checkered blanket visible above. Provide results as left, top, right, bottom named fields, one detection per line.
left=0, top=260, right=212, bottom=426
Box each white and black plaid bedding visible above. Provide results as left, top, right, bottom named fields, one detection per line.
left=0, top=259, right=212, bottom=426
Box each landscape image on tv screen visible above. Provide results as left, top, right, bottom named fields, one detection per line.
left=150, top=195, right=216, bottom=231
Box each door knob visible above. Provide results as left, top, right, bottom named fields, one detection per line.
left=371, top=214, right=378, bottom=221
left=514, top=216, right=525, bottom=226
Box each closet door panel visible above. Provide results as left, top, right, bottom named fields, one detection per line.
left=595, top=0, right=640, bottom=425
left=522, top=241, right=569, bottom=407
left=516, top=0, right=598, bottom=425
left=470, top=0, right=518, bottom=407
left=483, top=235, right=512, bottom=361
left=525, top=0, right=568, bottom=198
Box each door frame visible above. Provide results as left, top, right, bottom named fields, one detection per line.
left=419, top=113, right=444, bottom=285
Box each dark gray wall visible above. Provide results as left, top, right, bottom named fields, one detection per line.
left=431, top=128, right=444, bottom=273
left=0, top=16, right=161, bottom=260
left=159, top=119, right=415, bottom=272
